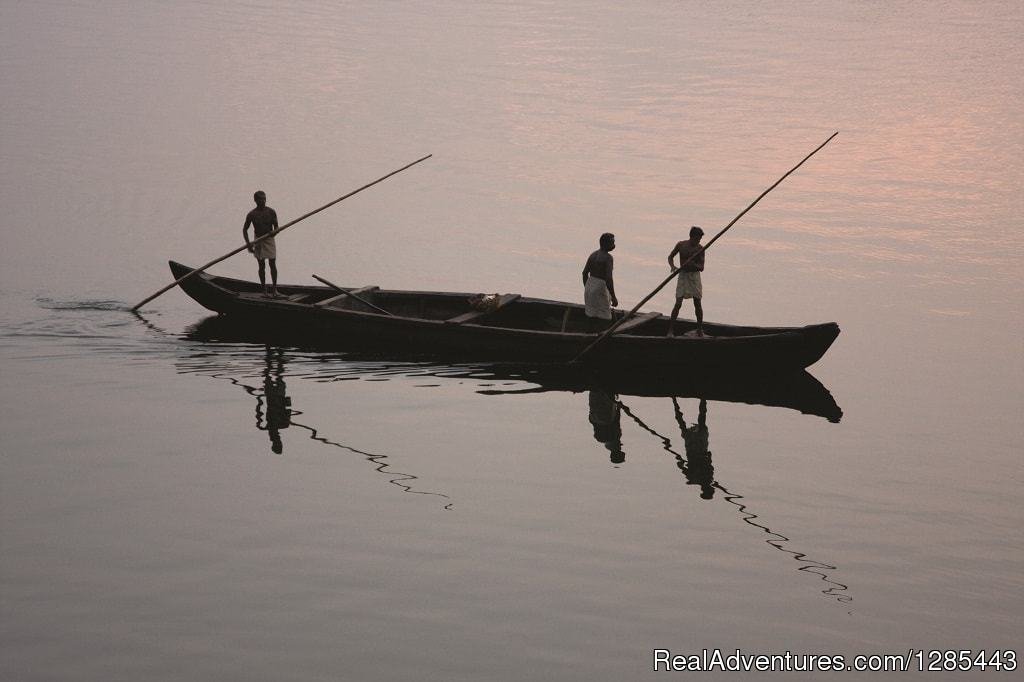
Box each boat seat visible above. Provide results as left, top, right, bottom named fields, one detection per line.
left=314, top=285, right=380, bottom=308
left=612, top=311, right=661, bottom=335
left=445, top=294, right=521, bottom=325
left=238, top=292, right=310, bottom=303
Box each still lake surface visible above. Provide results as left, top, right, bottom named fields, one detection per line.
left=2, top=1, right=1021, bottom=679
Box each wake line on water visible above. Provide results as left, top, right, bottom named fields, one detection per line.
left=36, top=297, right=133, bottom=312
left=1, top=298, right=177, bottom=354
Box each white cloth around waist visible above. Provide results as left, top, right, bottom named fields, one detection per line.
left=253, top=237, right=277, bottom=260
left=675, top=271, right=702, bottom=299
left=584, top=276, right=612, bottom=319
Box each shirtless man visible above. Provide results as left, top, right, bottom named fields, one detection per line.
left=582, top=233, right=618, bottom=324
left=667, top=226, right=705, bottom=337
left=243, top=190, right=280, bottom=296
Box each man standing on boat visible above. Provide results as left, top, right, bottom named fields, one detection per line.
left=667, top=226, right=705, bottom=337
left=243, top=190, right=280, bottom=297
left=582, top=232, right=618, bottom=325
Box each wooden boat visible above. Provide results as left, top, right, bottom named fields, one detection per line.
left=170, top=261, right=840, bottom=372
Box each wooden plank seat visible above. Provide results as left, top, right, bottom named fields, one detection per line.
left=612, top=311, right=661, bottom=335
left=314, top=285, right=380, bottom=308
left=445, top=294, right=521, bottom=325
left=239, top=292, right=308, bottom=302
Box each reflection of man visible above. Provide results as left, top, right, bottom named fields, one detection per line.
left=256, top=346, right=292, bottom=454
left=263, top=375, right=291, bottom=454
left=589, top=389, right=625, bottom=464
left=673, top=398, right=714, bottom=498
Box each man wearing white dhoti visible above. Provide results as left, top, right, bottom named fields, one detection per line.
left=243, top=190, right=280, bottom=297
left=582, top=233, right=618, bottom=323
left=667, top=226, right=705, bottom=337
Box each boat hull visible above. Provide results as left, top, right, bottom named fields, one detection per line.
left=169, top=261, right=840, bottom=373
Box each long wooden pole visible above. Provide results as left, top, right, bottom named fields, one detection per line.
left=569, top=132, right=838, bottom=363
left=132, top=154, right=432, bottom=311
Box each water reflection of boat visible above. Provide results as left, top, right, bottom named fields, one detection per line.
left=185, top=315, right=842, bottom=422
left=169, top=322, right=849, bottom=603
left=170, top=260, right=840, bottom=371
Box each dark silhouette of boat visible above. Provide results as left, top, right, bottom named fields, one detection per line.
left=171, top=260, right=839, bottom=372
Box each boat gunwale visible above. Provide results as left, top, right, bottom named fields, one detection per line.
left=180, top=262, right=831, bottom=342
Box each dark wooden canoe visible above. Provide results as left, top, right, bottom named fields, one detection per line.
left=170, top=261, right=839, bottom=372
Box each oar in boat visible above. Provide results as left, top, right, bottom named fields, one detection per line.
left=569, top=132, right=838, bottom=363
left=131, top=154, right=432, bottom=311
left=311, top=274, right=393, bottom=316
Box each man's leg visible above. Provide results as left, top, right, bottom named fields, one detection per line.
left=268, top=259, right=279, bottom=296
left=257, top=259, right=268, bottom=294
left=693, top=298, right=703, bottom=336
left=668, top=298, right=682, bottom=337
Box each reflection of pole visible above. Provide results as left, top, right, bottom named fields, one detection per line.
left=617, top=398, right=851, bottom=605
left=288, top=421, right=452, bottom=509
left=143, top=314, right=455, bottom=508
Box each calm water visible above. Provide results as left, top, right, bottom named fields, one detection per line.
left=2, top=1, right=1022, bottom=680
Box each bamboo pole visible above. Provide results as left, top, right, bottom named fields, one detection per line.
left=569, top=133, right=837, bottom=363
left=132, top=154, right=432, bottom=311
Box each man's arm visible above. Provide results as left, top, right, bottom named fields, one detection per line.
left=667, top=242, right=681, bottom=269
left=606, top=256, right=617, bottom=307
left=243, top=214, right=254, bottom=252
left=582, top=254, right=592, bottom=285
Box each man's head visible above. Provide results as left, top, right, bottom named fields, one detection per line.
left=599, top=232, right=616, bottom=252
left=689, top=225, right=704, bottom=242
left=254, top=190, right=267, bottom=207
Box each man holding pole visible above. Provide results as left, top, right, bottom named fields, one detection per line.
left=244, top=190, right=280, bottom=297
left=667, top=226, right=705, bottom=337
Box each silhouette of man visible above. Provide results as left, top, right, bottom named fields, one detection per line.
left=582, top=233, right=618, bottom=327
left=667, top=226, right=705, bottom=337
left=244, top=190, right=280, bottom=296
